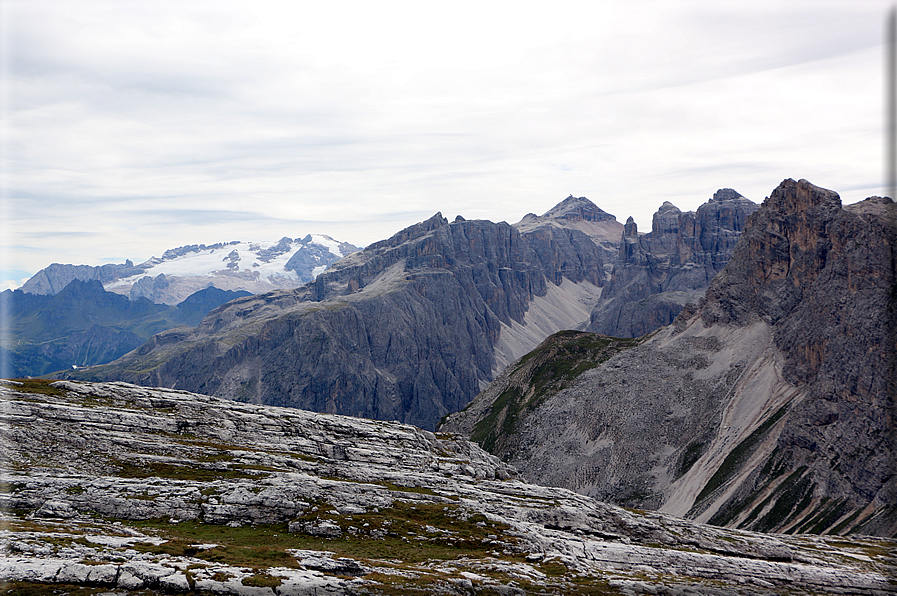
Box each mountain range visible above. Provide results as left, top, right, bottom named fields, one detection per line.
left=441, top=179, right=897, bottom=537
left=0, top=281, right=252, bottom=377
left=62, top=190, right=757, bottom=431
left=20, top=234, right=360, bottom=305
left=3, top=178, right=894, bottom=546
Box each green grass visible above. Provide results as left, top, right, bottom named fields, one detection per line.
left=2, top=378, right=68, bottom=397
left=677, top=440, right=706, bottom=479
left=114, top=460, right=268, bottom=482
left=738, top=467, right=807, bottom=530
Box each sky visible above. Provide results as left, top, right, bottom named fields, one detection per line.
left=1, top=0, right=894, bottom=290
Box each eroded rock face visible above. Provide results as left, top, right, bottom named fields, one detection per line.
left=444, top=180, right=897, bottom=538
left=588, top=189, right=758, bottom=337
left=697, top=180, right=897, bottom=532
left=66, top=205, right=612, bottom=431
left=2, top=379, right=894, bottom=595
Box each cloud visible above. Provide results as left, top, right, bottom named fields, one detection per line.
left=2, top=0, right=894, bottom=279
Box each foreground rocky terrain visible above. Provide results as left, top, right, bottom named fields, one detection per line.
left=2, top=379, right=895, bottom=595
left=442, top=180, right=897, bottom=537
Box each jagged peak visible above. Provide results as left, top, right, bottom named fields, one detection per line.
left=711, top=188, right=745, bottom=202
left=657, top=201, right=681, bottom=213
left=763, top=178, right=841, bottom=214
left=365, top=212, right=449, bottom=252
left=542, top=195, right=616, bottom=223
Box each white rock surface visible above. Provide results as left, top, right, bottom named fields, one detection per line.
left=1, top=380, right=894, bottom=595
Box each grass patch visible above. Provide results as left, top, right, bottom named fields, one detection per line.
left=676, top=440, right=706, bottom=479
left=241, top=573, right=282, bottom=588
left=737, top=467, right=807, bottom=531
left=753, top=473, right=814, bottom=533
left=2, top=378, right=68, bottom=397
left=125, top=500, right=519, bottom=570
left=374, top=480, right=439, bottom=496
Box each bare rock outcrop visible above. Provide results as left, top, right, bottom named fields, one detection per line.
left=589, top=188, right=758, bottom=337
left=2, top=379, right=894, bottom=595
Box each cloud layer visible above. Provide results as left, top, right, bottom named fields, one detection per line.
left=1, top=0, right=893, bottom=288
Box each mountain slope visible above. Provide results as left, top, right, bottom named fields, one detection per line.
left=441, top=179, right=897, bottom=537
left=0, top=281, right=251, bottom=377
left=65, top=203, right=615, bottom=431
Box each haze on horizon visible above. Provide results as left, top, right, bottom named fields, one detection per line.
left=1, top=0, right=893, bottom=290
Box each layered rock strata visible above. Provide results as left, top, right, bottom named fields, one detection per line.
left=2, top=379, right=894, bottom=595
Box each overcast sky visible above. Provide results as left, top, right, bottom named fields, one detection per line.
left=1, top=0, right=894, bottom=290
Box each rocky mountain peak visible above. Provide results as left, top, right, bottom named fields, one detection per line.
left=365, top=211, right=449, bottom=252
left=449, top=180, right=896, bottom=538
left=712, top=188, right=745, bottom=202
left=542, top=195, right=616, bottom=223
left=588, top=190, right=758, bottom=338
left=762, top=177, right=841, bottom=216
left=651, top=202, right=684, bottom=236
left=699, top=179, right=859, bottom=328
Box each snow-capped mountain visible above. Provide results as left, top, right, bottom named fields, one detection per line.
left=20, top=234, right=360, bottom=305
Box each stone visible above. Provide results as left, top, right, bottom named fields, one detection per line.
left=66, top=200, right=616, bottom=431
left=1, top=378, right=894, bottom=594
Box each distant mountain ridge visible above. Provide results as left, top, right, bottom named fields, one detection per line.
left=66, top=209, right=613, bottom=430
left=0, top=281, right=251, bottom=377
left=64, top=191, right=755, bottom=431
left=587, top=188, right=759, bottom=337
left=20, top=234, right=360, bottom=305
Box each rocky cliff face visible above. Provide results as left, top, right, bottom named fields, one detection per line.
left=442, top=180, right=897, bottom=537
left=588, top=189, right=758, bottom=337
left=514, top=195, right=624, bottom=265
left=67, top=203, right=614, bottom=430
left=3, top=379, right=894, bottom=595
